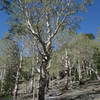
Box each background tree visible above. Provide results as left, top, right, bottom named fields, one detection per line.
left=0, top=33, right=19, bottom=96
left=49, top=33, right=100, bottom=90
left=97, top=27, right=100, bottom=41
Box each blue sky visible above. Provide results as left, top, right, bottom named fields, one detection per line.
left=77, top=0, right=100, bottom=37
left=0, top=0, right=100, bottom=39
left=0, top=11, right=9, bottom=39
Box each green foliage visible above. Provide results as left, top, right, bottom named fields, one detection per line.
left=0, top=95, right=11, bottom=99
left=75, top=71, right=79, bottom=81
left=21, top=71, right=31, bottom=81
left=0, top=33, right=19, bottom=95
left=50, top=33, right=100, bottom=80
left=49, top=51, right=64, bottom=77
left=2, top=67, right=16, bottom=95
left=89, top=72, right=97, bottom=79
left=85, top=33, right=95, bottom=40
left=93, top=46, right=100, bottom=76
left=58, top=70, right=66, bottom=79
left=0, top=0, right=97, bottom=97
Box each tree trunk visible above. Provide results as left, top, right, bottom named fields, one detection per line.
left=0, top=65, right=6, bottom=93
left=77, top=60, right=82, bottom=81
left=91, top=68, right=100, bottom=80
left=32, top=77, right=36, bottom=100
left=38, top=79, right=45, bottom=100
left=30, top=67, right=34, bottom=93
left=38, top=58, right=49, bottom=100
left=13, top=70, right=19, bottom=100
left=45, top=72, right=50, bottom=92
left=13, top=52, right=22, bottom=100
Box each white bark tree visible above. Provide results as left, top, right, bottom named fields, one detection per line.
left=0, top=0, right=93, bottom=100
left=13, top=51, right=23, bottom=100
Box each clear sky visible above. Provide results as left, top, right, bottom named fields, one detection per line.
left=77, top=0, right=100, bottom=37
left=0, top=0, right=100, bottom=39
left=0, top=10, right=9, bottom=39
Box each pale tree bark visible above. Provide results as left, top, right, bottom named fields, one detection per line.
left=64, top=49, right=73, bottom=89
left=13, top=51, right=22, bottom=100
left=89, top=64, right=100, bottom=80
left=95, top=69, right=100, bottom=80
left=69, top=60, right=73, bottom=89
left=30, top=55, right=35, bottom=94
left=32, top=75, right=36, bottom=100
left=77, top=60, right=82, bottom=81
left=84, top=60, right=100, bottom=80
left=64, top=49, right=69, bottom=89
left=30, top=63, right=36, bottom=100
left=3, top=0, right=91, bottom=100
left=85, top=60, right=89, bottom=78
left=69, top=57, right=76, bottom=88
left=30, top=67, right=34, bottom=92
left=78, top=59, right=100, bottom=81
left=0, top=64, right=6, bottom=92
left=81, top=60, right=87, bottom=80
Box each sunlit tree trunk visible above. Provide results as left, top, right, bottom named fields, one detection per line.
left=90, top=66, right=100, bottom=80
left=64, top=49, right=72, bottom=89
left=0, top=65, right=6, bottom=92
left=77, top=60, right=82, bottom=81
left=13, top=52, right=22, bottom=100
left=30, top=67, right=34, bottom=93
left=32, top=77, right=36, bottom=100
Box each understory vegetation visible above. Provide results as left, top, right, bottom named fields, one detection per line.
left=0, top=32, right=100, bottom=99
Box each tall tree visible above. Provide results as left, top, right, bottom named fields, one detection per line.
left=0, top=0, right=93, bottom=100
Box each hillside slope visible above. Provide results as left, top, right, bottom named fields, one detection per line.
left=46, top=80, right=100, bottom=100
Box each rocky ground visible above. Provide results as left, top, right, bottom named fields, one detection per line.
left=0, top=79, right=100, bottom=100
left=46, top=79, right=100, bottom=100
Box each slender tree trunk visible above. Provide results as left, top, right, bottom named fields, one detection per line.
left=91, top=68, right=100, bottom=80
left=65, top=49, right=70, bottom=89
left=37, top=79, right=39, bottom=100
left=95, top=69, right=100, bottom=80
left=77, top=60, right=82, bottom=81
left=0, top=66, right=6, bottom=92
left=31, top=67, right=37, bottom=100
left=13, top=52, right=22, bottom=100
left=88, top=64, right=100, bottom=80
left=45, top=72, right=50, bottom=92
left=30, top=67, right=34, bottom=93
left=13, top=69, right=19, bottom=100
left=69, top=60, right=73, bottom=89
left=32, top=77, right=36, bottom=100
